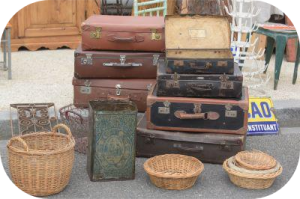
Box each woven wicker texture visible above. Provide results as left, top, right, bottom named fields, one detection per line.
left=235, top=150, right=277, bottom=170
left=223, top=157, right=282, bottom=190
left=144, top=154, right=204, bottom=190
left=7, top=124, right=75, bottom=196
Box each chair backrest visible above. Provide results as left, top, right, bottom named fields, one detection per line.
left=133, top=0, right=167, bottom=16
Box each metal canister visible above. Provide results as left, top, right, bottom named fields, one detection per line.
left=87, top=100, right=137, bottom=181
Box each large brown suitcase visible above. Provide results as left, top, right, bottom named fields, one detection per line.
left=165, top=15, right=234, bottom=74
left=81, top=15, right=165, bottom=52
left=147, top=85, right=249, bottom=135
left=137, top=115, right=246, bottom=164
left=74, top=46, right=164, bottom=79
left=157, top=61, right=243, bottom=98
left=73, top=77, right=155, bottom=112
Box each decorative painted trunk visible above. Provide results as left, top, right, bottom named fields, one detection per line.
left=87, top=100, right=137, bottom=181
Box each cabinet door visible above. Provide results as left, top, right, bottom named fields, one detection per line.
left=17, top=0, right=85, bottom=38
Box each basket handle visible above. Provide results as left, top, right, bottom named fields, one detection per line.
left=13, top=137, right=29, bottom=152
left=52, top=124, right=73, bottom=138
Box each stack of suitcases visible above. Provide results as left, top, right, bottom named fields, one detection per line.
left=137, top=15, right=250, bottom=164
left=73, top=15, right=165, bottom=112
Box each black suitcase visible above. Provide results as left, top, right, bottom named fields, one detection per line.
left=147, top=85, right=249, bottom=135
left=137, top=115, right=246, bottom=164
left=157, top=61, right=243, bottom=98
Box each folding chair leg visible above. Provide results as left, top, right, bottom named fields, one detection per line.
left=293, top=42, right=300, bottom=84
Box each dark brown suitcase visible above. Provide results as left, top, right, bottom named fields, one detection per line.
left=178, top=0, right=221, bottom=15
left=137, top=114, right=246, bottom=164
left=157, top=61, right=243, bottom=98
left=165, top=15, right=234, bottom=74
left=81, top=15, right=165, bottom=52
left=74, top=46, right=164, bottom=79
left=147, top=85, right=249, bottom=135
left=73, top=77, right=155, bottom=112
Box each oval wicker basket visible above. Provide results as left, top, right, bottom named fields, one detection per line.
left=235, top=150, right=277, bottom=170
left=223, top=158, right=282, bottom=190
left=144, top=154, right=204, bottom=190
left=7, top=124, right=75, bottom=197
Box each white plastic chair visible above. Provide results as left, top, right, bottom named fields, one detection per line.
left=133, top=0, right=167, bottom=16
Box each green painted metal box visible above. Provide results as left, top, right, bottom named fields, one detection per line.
left=87, top=100, right=137, bottom=181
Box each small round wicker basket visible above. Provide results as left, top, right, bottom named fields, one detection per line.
left=7, top=124, right=75, bottom=196
left=235, top=150, right=277, bottom=170
left=144, top=154, right=204, bottom=190
left=223, top=158, right=282, bottom=190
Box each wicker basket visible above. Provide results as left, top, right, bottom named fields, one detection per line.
left=59, top=104, right=89, bottom=154
left=223, top=158, right=282, bottom=190
left=235, top=150, right=277, bottom=170
left=144, top=154, right=204, bottom=190
left=7, top=124, right=75, bottom=196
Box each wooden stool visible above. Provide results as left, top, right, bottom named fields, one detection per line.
left=256, top=27, right=299, bottom=90
left=1, top=23, right=12, bottom=79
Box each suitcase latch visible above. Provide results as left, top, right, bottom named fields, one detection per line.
left=81, top=54, right=93, bottom=65
left=80, top=80, right=92, bottom=94
left=220, top=141, right=232, bottom=152
left=220, top=74, right=234, bottom=90
left=151, top=29, right=162, bottom=40
left=115, top=84, right=122, bottom=96
left=166, top=73, right=180, bottom=89
left=90, top=27, right=102, bottom=39
left=120, top=55, right=126, bottom=65
left=158, top=101, right=170, bottom=114
left=153, top=54, right=160, bottom=65
left=225, top=104, right=237, bottom=118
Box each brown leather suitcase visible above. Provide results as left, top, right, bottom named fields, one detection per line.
left=73, top=77, right=155, bottom=112
left=147, top=85, right=249, bottom=135
left=165, top=15, right=234, bottom=74
left=137, top=114, right=246, bottom=164
left=74, top=46, right=164, bottom=79
left=81, top=15, right=165, bottom=52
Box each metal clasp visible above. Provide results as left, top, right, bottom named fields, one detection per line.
left=220, top=141, right=232, bottom=152
left=194, top=104, right=202, bottom=114
left=166, top=73, right=180, bottom=88
left=81, top=54, right=93, bottom=65
left=116, top=84, right=121, bottom=96
left=153, top=54, right=160, bottom=65
left=158, top=101, right=170, bottom=114
left=220, top=74, right=234, bottom=90
left=151, top=29, right=162, bottom=40
left=120, top=55, right=126, bottom=65
left=90, top=27, right=102, bottom=39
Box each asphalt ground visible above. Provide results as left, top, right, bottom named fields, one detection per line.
left=0, top=127, right=299, bottom=199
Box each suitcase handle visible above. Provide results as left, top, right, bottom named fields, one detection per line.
left=174, top=111, right=220, bottom=120
left=103, top=62, right=143, bottom=67
left=188, top=62, right=213, bottom=70
left=107, top=95, right=130, bottom=102
left=188, top=84, right=213, bottom=91
left=174, top=144, right=204, bottom=152
left=107, top=34, right=144, bottom=43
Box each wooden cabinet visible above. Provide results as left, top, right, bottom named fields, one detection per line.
left=9, top=0, right=100, bottom=51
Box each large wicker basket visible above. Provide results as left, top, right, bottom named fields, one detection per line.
left=144, top=154, right=204, bottom=190
left=223, top=157, right=282, bottom=190
left=7, top=124, right=75, bottom=196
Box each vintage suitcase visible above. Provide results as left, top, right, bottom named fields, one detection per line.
left=74, top=46, right=164, bottom=79
left=147, top=85, right=249, bottom=135
left=87, top=100, right=137, bottom=181
left=178, top=0, right=221, bottom=15
left=165, top=15, right=234, bottom=74
left=81, top=15, right=165, bottom=52
left=137, top=115, right=246, bottom=164
left=73, top=77, right=155, bottom=112
left=157, top=61, right=243, bottom=98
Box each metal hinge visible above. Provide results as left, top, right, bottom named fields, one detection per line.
left=151, top=29, right=162, bottom=40
left=153, top=54, right=160, bottom=65
left=166, top=73, right=180, bottom=88
left=81, top=54, right=93, bottom=65
left=90, top=27, right=102, bottom=39
left=116, top=84, right=121, bottom=96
